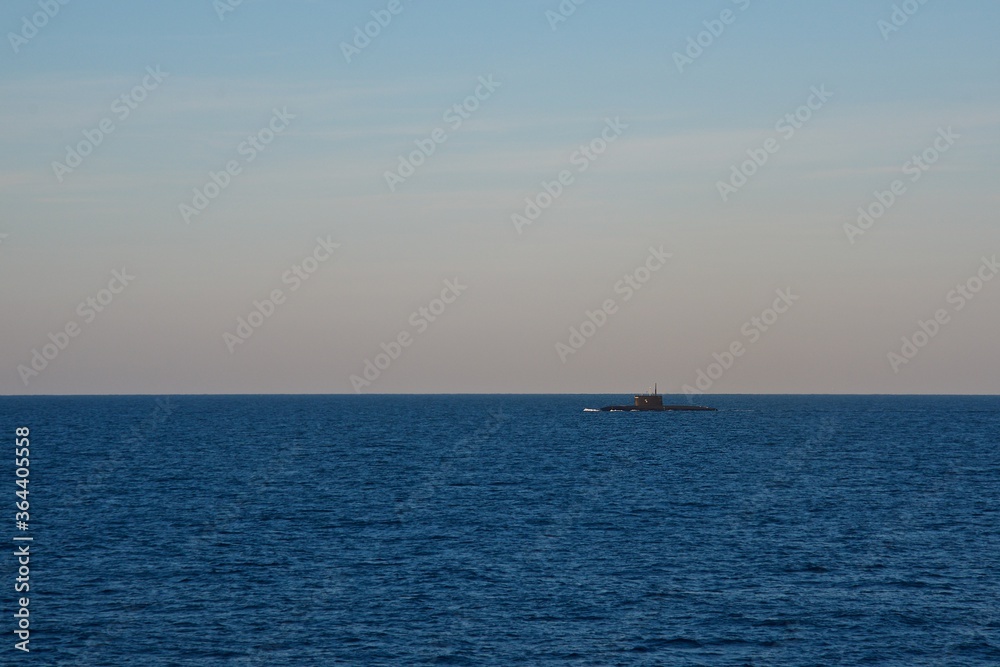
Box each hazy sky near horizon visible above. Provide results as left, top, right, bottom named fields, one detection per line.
left=2, top=0, right=999, bottom=395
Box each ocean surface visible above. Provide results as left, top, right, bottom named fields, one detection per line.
left=2, top=394, right=999, bottom=666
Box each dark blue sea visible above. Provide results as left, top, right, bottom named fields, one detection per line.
left=3, top=395, right=999, bottom=666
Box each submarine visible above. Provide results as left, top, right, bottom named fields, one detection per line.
left=596, top=384, right=717, bottom=412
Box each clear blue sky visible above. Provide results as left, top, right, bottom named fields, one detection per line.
left=2, top=0, right=999, bottom=394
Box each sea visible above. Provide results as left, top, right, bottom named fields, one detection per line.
left=2, top=394, right=998, bottom=666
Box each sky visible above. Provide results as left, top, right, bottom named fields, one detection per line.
left=1, top=0, right=999, bottom=395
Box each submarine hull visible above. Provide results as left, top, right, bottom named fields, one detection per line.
left=595, top=386, right=717, bottom=412
left=599, top=404, right=717, bottom=412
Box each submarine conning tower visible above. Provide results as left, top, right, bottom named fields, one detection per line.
left=634, top=383, right=664, bottom=409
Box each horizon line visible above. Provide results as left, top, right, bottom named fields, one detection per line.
left=2, top=392, right=999, bottom=398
